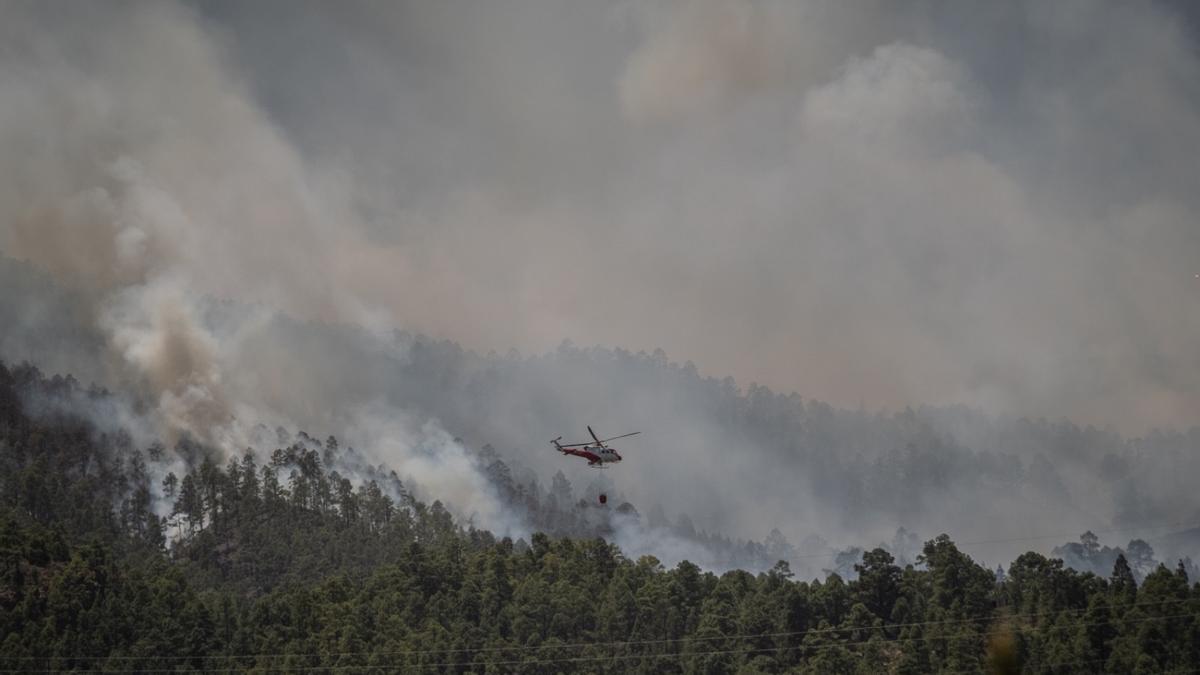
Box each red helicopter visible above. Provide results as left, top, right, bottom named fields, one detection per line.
left=552, top=426, right=640, bottom=468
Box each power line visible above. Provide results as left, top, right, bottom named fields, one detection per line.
left=368, top=614, right=1200, bottom=672
left=3, top=597, right=1193, bottom=666
left=6, top=611, right=1196, bottom=674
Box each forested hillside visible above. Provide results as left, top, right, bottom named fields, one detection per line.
left=5, top=251, right=1200, bottom=575
left=3, top=361, right=1199, bottom=673
left=4, top=0, right=1200, bottom=671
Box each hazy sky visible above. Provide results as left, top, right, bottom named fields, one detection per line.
left=197, top=0, right=1200, bottom=432
left=4, top=0, right=1200, bottom=433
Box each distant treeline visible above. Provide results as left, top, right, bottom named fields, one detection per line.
left=2, top=360, right=1199, bottom=673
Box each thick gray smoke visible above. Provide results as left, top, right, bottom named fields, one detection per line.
left=2, top=1, right=1199, bottom=567
left=193, top=0, right=1200, bottom=433
left=0, top=1, right=522, bottom=535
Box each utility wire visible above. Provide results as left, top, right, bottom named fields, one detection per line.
left=4, top=597, right=1194, bottom=667
left=6, top=611, right=1196, bottom=674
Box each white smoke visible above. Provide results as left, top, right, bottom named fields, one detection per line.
left=343, top=408, right=532, bottom=539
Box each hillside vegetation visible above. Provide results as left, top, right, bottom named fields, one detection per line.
left=2, top=361, right=1199, bottom=673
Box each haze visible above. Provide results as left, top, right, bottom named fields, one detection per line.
left=4, top=1, right=1200, bottom=431
left=198, top=0, right=1200, bottom=433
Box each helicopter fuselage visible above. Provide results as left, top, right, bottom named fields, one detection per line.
left=553, top=427, right=636, bottom=467
left=555, top=443, right=622, bottom=466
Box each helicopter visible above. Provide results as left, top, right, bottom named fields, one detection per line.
left=552, top=426, right=639, bottom=468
